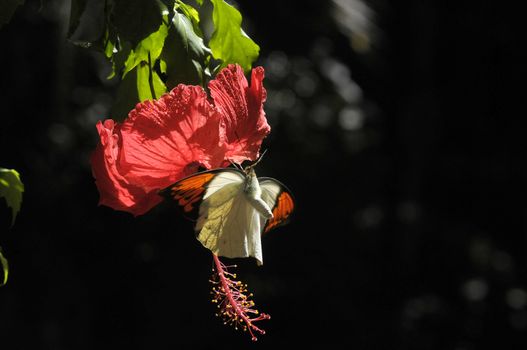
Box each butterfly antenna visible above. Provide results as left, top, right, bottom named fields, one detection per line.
left=246, top=149, right=267, bottom=171
left=229, top=160, right=243, bottom=170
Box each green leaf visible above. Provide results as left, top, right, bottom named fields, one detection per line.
left=122, top=22, right=169, bottom=78
left=0, top=0, right=24, bottom=29
left=159, top=58, right=167, bottom=74
left=209, top=0, right=259, bottom=72
left=0, top=247, right=8, bottom=286
left=103, top=32, right=116, bottom=59
left=109, top=10, right=169, bottom=120
left=161, top=9, right=211, bottom=88
left=176, top=0, right=202, bottom=35
left=112, top=0, right=164, bottom=47
left=0, top=168, right=24, bottom=226
left=136, top=62, right=167, bottom=101
left=68, top=0, right=88, bottom=38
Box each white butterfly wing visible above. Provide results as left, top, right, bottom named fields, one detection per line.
left=201, top=170, right=245, bottom=199
left=195, top=171, right=264, bottom=264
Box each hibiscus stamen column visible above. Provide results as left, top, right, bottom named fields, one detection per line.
left=210, top=254, right=270, bottom=341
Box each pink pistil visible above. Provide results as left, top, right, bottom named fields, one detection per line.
left=210, top=254, right=271, bottom=341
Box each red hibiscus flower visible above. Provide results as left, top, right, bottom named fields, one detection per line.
left=91, top=64, right=270, bottom=216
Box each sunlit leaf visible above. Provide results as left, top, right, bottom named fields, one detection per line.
left=0, top=0, right=24, bottom=29
left=0, top=168, right=24, bottom=226
left=122, top=22, right=169, bottom=78
left=109, top=4, right=169, bottom=120
left=0, top=248, right=8, bottom=287
left=161, top=9, right=211, bottom=87
left=102, top=28, right=116, bottom=59
left=136, top=62, right=167, bottom=101
left=209, top=0, right=259, bottom=72
left=159, top=59, right=167, bottom=74
left=176, top=0, right=202, bottom=35
left=196, top=0, right=203, bottom=6
left=112, top=0, right=164, bottom=47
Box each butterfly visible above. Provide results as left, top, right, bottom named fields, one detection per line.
left=160, top=161, right=294, bottom=265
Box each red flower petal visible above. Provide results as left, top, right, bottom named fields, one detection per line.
left=91, top=120, right=161, bottom=216
left=209, top=65, right=271, bottom=164
left=118, top=85, right=225, bottom=193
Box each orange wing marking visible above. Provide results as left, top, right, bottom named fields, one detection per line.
left=264, top=191, right=294, bottom=233
left=168, top=172, right=215, bottom=213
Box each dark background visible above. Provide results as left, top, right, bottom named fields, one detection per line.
left=1, top=0, right=526, bottom=348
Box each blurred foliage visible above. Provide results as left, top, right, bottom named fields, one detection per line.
left=0, top=0, right=25, bottom=29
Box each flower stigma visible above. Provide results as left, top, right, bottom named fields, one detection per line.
left=210, top=254, right=271, bottom=341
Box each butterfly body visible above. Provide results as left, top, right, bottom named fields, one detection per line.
left=243, top=168, right=274, bottom=219
left=161, top=167, right=294, bottom=265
